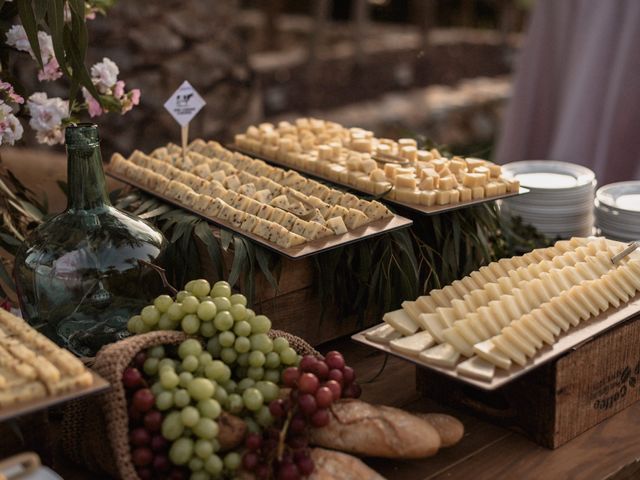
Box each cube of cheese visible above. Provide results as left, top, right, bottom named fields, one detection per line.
left=466, top=158, right=486, bottom=170
left=438, top=176, right=457, bottom=190
left=384, top=163, right=401, bottom=179
left=436, top=190, right=451, bottom=205
left=395, top=174, right=417, bottom=190
left=419, top=176, right=435, bottom=190
left=326, top=216, right=348, bottom=235
left=485, top=182, right=499, bottom=197
left=463, top=172, right=487, bottom=188
left=369, top=168, right=387, bottom=182
left=458, top=186, right=472, bottom=202
left=394, top=188, right=420, bottom=204
left=420, top=191, right=437, bottom=206
left=472, top=186, right=485, bottom=199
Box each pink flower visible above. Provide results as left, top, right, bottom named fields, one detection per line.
left=90, top=57, right=119, bottom=93
left=27, top=92, right=68, bottom=145
left=113, top=80, right=125, bottom=99
left=37, top=57, right=63, bottom=82
left=120, top=89, right=141, bottom=114
left=130, top=89, right=140, bottom=106
left=0, top=81, right=24, bottom=105
left=82, top=88, right=103, bottom=118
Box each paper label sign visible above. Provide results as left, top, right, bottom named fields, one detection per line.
left=164, top=81, right=206, bottom=126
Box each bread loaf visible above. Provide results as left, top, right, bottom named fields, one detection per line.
left=417, top=413, right=464, bottom=447
left=309, top=448, right=386, bottom=480
left=310, top=399, right=441, bottom=458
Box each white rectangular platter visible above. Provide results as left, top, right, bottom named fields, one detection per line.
left=353, top=292, right=640, bottom=391
left=107, top=169, right=413, bottom=260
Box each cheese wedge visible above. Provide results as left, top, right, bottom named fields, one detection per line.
left=365, top=324, right=402, bottom=344
left=456, top=356, right=496, bottom=381
left=441, top=327, right=474, bottom=357
left=419, top=343, right=460, bottom=368
left=492, top=335, right=527, bottom=366
left=473, top=340, right=512, bottom=370
left=389, top=331, right=435, bottom=356
left=383, top=309, right=419, bottom=336
left=326, top=216, right=348, bottom=235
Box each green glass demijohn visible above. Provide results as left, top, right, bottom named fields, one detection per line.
left=14, top=123, right=166, bottom=356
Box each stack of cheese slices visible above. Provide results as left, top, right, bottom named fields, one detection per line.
left=0, top=308, right=93, bottom=408
left=368, top=237, right=640, bottom=381
left=235, top=117, right=520, bottom=207
left=110, top=140, right=393, bottom=249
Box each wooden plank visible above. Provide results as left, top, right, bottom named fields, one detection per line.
left=428, top=401, right=640, bottom=480
left=106, top=168, right=412, bottom=259
left=254, top=287, right=379, bottom=346
left=554, top=315, right=640, bottom=447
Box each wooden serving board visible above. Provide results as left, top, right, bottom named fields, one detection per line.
left=229, top=145, right=529, bottom=215
left=106, top=169, right=413, bottom=260
left=0, top=371, right=110, bottom=422
left=353, top=292, right=640, bottom=391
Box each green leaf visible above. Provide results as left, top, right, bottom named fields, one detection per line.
left=228, top=236, right=247, bottom=287
left=194, top=222, right=224, bottom=279
left=47, top=0, right=72, bottom=78
left=220, top=230, right=233, bottom=251
left=63, top=23, right=102, bottom=104
left=34, top=0, right=47, bottom=21
left=255, top=247, right=278, bottom=293
left=16, top=0, right=43, bottom=68
left=139, top=205, right=172, bottom=219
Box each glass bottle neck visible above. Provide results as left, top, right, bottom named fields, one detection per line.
left=66, top=143, right=111, bottom=211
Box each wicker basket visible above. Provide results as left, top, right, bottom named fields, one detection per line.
left=62, top=330, right=317, bottom=480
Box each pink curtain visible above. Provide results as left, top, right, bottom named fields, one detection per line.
left=496, top=0, right=640, bottom=184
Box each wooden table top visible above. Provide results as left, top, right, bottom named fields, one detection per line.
left=320, top=337, right=640, bottom=480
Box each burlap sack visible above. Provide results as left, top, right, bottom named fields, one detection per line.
left=62, top=329, right=318, bottom=480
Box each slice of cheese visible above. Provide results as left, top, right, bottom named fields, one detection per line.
left=441, top=327, right=474, bottom=357
left=343, top=209, right=370, bottom=230
left=416, top=295, right=438, bottom=313
left=383, top=309, right=419, bottom=336
left=473, top=340, right=512, bottom=370
left=518, top=314, right=555, bottom=346
left=492, top=335, right=527, bottom=366
left=417, top=313, right=447, bottom=343
left=456, top=356, right=496, bottom=381
left=418, top=343, right=460, bottom=368
left=326, top=216, right=348, bottom=235
left=389, top=331, right=435, bottom=356
left=365, top=324, right=402, bottom=344
left=402, top=301, right=423, bottom=324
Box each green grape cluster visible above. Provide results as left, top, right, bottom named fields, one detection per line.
left=131, top=279, right=301, bottom=479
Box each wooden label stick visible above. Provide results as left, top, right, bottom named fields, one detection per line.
left=181, top=124, right=189, bottom=160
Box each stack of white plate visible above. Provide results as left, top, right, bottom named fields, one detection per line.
left=500, top=160, right=596, bottom=238
left=594, top=182, right=640, bottom=242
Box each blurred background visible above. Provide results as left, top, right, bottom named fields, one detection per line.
left=10, top=0, right=532, bottom=159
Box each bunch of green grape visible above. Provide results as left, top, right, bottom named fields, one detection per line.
left=128, top=279, right=301, bottom=479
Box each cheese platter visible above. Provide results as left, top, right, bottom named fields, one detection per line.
left=107, top=141, right=413, bottom=259
left=232, top=117, right=530, bottom=215
left=353, top=237, right=640, bottom=390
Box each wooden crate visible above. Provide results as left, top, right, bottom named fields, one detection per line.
left=198, top=239, right=378, bottom=346
left=416, top=315, right=640, bottom=448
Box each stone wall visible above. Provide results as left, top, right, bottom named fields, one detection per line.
left=87, top=0, right=258, bottom=157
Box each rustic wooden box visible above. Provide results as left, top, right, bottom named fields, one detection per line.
left=199, top=240, right=378, bottom=346
left=416, top=315, right=640, bottom=448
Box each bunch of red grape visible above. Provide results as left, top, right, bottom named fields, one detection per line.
left=124, top=351, right=189, bottom=480
left=242, top=351, right=361, bottom=480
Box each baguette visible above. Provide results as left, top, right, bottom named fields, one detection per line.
left=309, top=448, right=386, bottom=480
left=416, top=413, right=464, bottom=447
left=310, top=399, right=441, bottom=459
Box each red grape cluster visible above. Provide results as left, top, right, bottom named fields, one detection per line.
left=125, top=352, right=189, bottom=480
left=242, top=351, right=360, bottom=479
